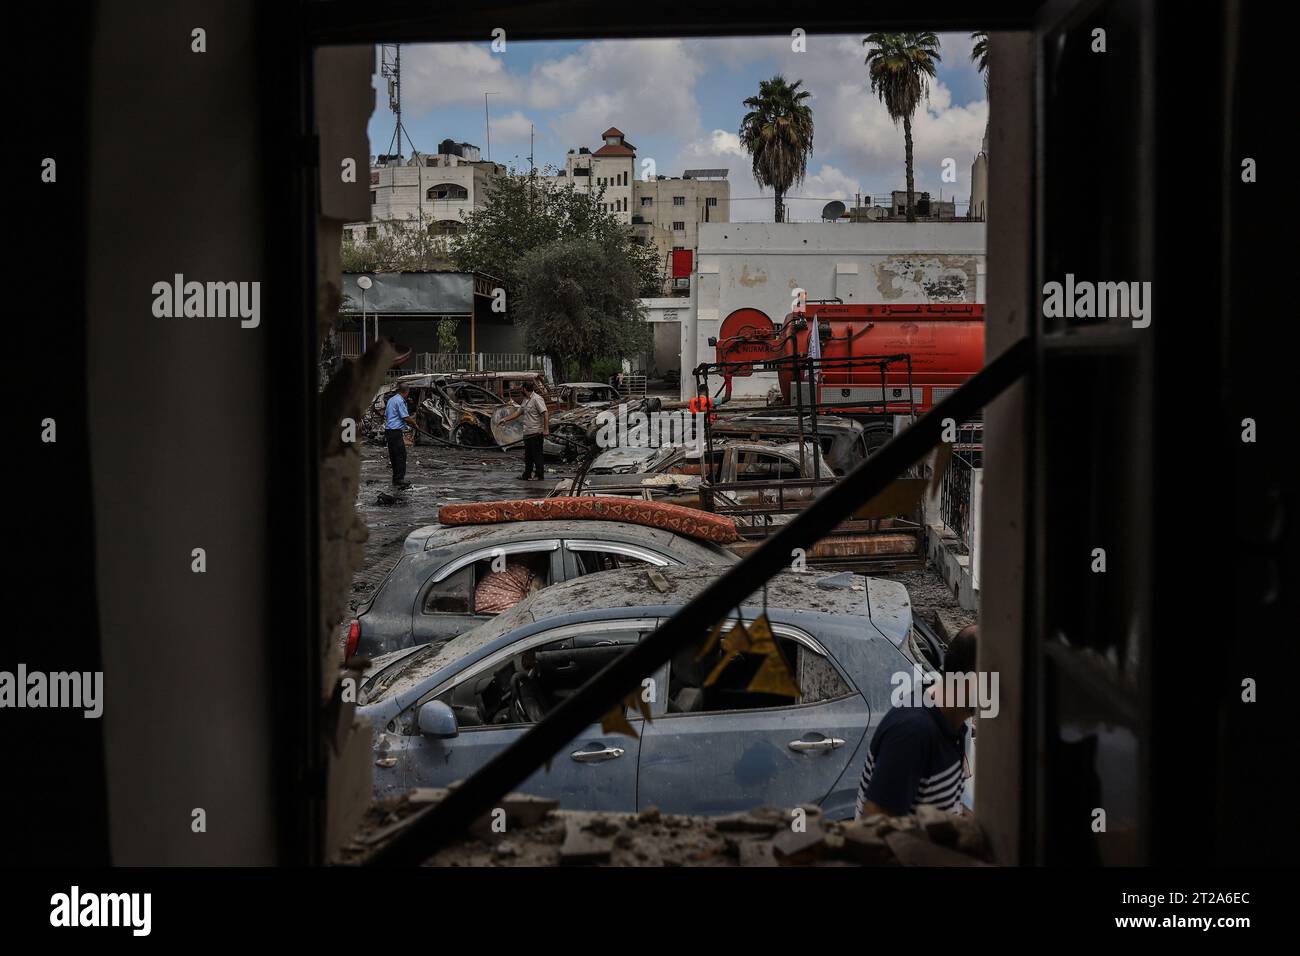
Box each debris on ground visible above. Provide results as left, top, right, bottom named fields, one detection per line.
left=339, top=790, right=991, bottom=867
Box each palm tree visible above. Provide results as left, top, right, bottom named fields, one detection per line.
left=739, top=75, right=814, bottom=224
left=971, top=31, right=989, bottom=86
left=863, top=32, right=942, bottom=223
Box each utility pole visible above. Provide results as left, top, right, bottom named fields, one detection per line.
left=484, top=91, right=501, bottom=162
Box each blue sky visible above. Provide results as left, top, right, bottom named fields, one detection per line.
left=368, top=33, right=989, bottom=222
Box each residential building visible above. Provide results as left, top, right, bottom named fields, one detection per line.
left=543, top=128, right=731, bottom=295
left=541, top=127, right=637, bottom=220
left=345, top=138, right=505, bottom=242
left=631, top=169, right=730, bottom=296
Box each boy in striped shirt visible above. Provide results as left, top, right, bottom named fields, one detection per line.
left=855, top=625, right=978, bottom=818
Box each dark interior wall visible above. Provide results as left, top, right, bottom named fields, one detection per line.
left=82, top=1, right=280, bottom=864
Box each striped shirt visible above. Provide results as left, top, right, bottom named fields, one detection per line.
left=854, top=704, right=968, bottom=818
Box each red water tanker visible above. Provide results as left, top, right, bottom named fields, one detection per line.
left=711, top=302, right=984, bottom=416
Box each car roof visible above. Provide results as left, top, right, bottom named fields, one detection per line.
left=493, top=563, right=875, bottom=629
left=403, top=518, right=715, bottom=552
left=361, top=564, right=906, bottom=706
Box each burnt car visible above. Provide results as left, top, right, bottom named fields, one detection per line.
left=362, top=373, right=446, bottom=443
left=419, top=378, right=509, bottom=446
left=711, top=412, right=873, bottom=475
left=490, top=384, right=663, bottom=461
left=347, top=518, right=736, bottom=659
left=554, top=381, right=623, bottom=406
left=566, top=440, right=835, bottom=499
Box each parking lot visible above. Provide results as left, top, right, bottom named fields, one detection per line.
left=348, top=439, right=975, bottom=639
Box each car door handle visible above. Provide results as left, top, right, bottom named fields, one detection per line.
left=788, top=737, right=846, bottom=752
left=570, top=746, right=626, bottom=763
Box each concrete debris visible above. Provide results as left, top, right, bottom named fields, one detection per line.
left=884, top=831, right=991, bottom=867
left=560, top=818, right=615, bottom=866
left=343, top=791, right=994, bottom=867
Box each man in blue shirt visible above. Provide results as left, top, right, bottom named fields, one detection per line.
left=384, top=384, right=416, bottom=487
left=855, top=624, right=977, bottom=818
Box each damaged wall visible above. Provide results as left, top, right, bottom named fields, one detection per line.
left=314, top=45, right=390, bottom=861
left=695, top=222, right=986, bottom=398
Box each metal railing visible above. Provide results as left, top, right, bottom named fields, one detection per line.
left=939, top=422, right=983, bottom=551
left=406, top=352, right=545, bottom=374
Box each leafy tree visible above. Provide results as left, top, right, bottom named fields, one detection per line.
left=341, top=216, right=457, bottom=273
left=864, top=32, right=942, bottom=223
left=450, top=169, right=661, bottom=301
left=513, top=238, right=651, bottom=382
left=437, top=317, right=459, bottom=353
left=738, top=76, right=815, bottom=224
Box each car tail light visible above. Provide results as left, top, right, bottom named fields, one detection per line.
left=346, top=619, right=360, bottom=660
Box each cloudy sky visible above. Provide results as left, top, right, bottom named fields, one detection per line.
left=368, top=33, right=988, bottom=223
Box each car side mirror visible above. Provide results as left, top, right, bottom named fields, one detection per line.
left=417, top=700, right=459, bottom=739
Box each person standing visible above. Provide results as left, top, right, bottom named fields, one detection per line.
left=500, top=379, right=549, bottom=480
left=688, top=382, right=717, bottom=423
left=384, top=383, right=416, bottom=488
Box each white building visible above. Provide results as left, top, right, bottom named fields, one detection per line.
left=541, top=128, right=637, bottom=220
left=659, top=221, right=986, bottom=399
left=543, top=128, right=730, bottom=294
left=346, top=139, right=505, bottom=242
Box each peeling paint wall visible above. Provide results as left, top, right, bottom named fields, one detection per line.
left=693, top=223, right=986, bottom=397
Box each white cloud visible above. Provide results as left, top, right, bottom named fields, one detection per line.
left=488, top=110, right=536, bottom=141
left=383, top=34, right=989, bottom=221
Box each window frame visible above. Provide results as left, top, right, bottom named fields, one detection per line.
left=661, top=620, right=856, bottom=719
left=564, top=539, right=673, bottom=568
left=412, top=617, right=660, bottom=722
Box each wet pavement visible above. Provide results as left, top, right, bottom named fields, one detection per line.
left=347, top=437, right=975, bottom=632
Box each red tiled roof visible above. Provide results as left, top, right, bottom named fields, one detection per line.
left=601, top=127, right=623, bottom=138
left=593, top=143, right=635, bottom=157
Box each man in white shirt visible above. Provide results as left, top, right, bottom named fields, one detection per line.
left=499, top=380, right=550, bottom=480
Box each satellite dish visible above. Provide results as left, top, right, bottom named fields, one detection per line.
left=357, top=275, right=373, bottom=290
left=821, top=200, right=846, bottom=221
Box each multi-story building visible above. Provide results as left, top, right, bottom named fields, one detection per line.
left=345, top=139, right=505, bottom=243
left=543, top=128, right=731, bottom=295
left=542, top=127, right=637, bottom=220
left=349, top=127, right=731, bottom=296
left=631, top=169, right=729, bottom=295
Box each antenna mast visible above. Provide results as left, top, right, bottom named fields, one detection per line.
left=381, top=44, right=419, bottom=162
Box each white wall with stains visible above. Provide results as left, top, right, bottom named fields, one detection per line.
left=693, top=222, right=986, bottom=397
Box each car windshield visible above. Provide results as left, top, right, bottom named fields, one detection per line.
left=643, top=444, right=683, bottom=469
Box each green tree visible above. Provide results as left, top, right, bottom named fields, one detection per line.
left=513, top=238, right=651, bottom=382
left=450, top=169, right=661, bottom=302
left=340, top=216, right=457, bottom=273
left=864, top=32, right=942, bottom=223
left=437, top=317, right=459, bottom=353
left=738, top=76, right=815, bottom=224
